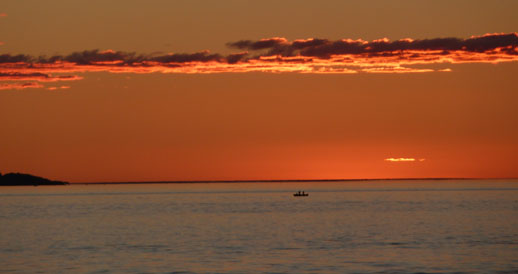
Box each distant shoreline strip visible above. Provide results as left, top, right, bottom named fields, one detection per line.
left=73, top=178, right=516, bottom=185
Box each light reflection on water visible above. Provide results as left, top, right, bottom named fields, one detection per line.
left=1, top=180, right=517, bottom=273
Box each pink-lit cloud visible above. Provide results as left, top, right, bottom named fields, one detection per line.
left=0, top=33, right=517, bottom=90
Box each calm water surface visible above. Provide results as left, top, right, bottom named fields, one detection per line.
left=1, top=180, right=517, bottom=273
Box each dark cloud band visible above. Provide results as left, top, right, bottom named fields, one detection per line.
left=0, top=33, right=517, bottom=90
left=229, top=33, right=518, bottom=58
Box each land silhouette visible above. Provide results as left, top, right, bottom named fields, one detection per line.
left=0, top=172, right=68, bottom=186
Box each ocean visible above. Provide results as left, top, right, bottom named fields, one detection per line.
left=1, top=180, right=517, bottom=273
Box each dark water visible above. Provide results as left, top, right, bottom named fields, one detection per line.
left=1, top=180, right=517, bottom=273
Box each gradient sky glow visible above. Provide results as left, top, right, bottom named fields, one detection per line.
left=1, top=0, right=517, bottom=182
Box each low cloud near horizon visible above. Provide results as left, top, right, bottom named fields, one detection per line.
left=385, top=158, right=426, bottom=162
left=1, top=33, right=517, bottom=90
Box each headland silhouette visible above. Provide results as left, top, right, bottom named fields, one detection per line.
left=0, top=172, right=68, bottom=186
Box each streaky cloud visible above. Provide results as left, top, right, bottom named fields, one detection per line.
left=227, top=37, right=288, bottom=50
left=0, top=82, right=43, bottom=90
left=47, top=85, right=71, bottom=91
left=235, top=33, right=518, bottom=58
left=384, top=158, right=426, bottom=162
left=0, top=33, right=517, bottom=90
left=0, top=72, right=83, bottom=82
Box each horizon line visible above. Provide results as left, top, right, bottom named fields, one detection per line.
left=72, top=177, right=517, bottom=185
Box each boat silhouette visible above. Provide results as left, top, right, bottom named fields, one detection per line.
left=293, top=191, right=309, bottom=197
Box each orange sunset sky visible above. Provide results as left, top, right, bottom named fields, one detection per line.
left=1, top=0, right=517, bottom=182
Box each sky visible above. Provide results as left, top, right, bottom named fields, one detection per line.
left=1, top=0, right=517, bottom=182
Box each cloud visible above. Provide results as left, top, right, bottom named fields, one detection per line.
left=0, top=49, right=224, bottom=65
left=0, top=82, right=44, bottom=90
left=0, top=72, right=83, bottom=82
left=226, top=52, right=249, bottom=64
left=0, top=33, right=517, bottom=89
left=227, top=37, right=288, bottom=51
left=47, top=85, right=71, bottom=91
left=233, top=33, right=518, bottom=58
left=384, top=158, right=425, bottom=162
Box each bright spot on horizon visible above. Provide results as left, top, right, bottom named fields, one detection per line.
left=384, top=158, right=426, bottom=162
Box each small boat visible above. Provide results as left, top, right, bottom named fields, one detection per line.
left=293, top=191, right=309, bottom=197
